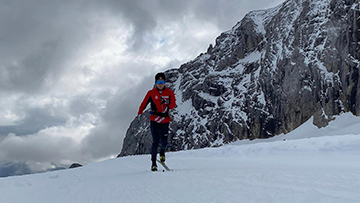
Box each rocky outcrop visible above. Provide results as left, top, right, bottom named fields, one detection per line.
left=69, top=163, right=83, bottom=169
left=119, top=0, right=360, bottom=157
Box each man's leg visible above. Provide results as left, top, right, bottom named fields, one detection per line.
left=159, top=123, right=169, bottom=162
left=150, top=121, right=161, bottom=166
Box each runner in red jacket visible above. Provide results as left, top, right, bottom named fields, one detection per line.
left=138, top=72, right=176, bottom=171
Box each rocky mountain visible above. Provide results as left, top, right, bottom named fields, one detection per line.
left=120, top=0, right=360, bottom=156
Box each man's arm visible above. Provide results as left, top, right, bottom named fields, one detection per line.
left=138, top=91, right=151, bottom=114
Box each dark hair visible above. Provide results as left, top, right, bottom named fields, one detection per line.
left=155, top=72, right=166, bottom=81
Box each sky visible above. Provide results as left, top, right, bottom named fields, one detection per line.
left=0, top=0, right=285, bottom=174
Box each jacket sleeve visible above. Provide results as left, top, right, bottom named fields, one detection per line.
left=138, top=91, right=151, bottom=114
left=169, top=90, right=176, bottom=110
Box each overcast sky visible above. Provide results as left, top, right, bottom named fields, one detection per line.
left=0, top=0, right=285, bottom=172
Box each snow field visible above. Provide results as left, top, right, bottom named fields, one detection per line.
left=0, top=113, right=360, bottom=203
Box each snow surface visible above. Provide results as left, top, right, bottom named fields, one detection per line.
left=0, top=113, right=360, bottom=203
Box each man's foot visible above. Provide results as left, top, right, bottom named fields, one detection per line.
left=151, top=162, right=157, bottom=171
left=160, top=155, right=165, bottom=163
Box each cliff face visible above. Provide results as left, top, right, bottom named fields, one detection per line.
left=120, top=0, right=360, bottom=156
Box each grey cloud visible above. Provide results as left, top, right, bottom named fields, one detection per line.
left=0, top=0, right=286, bottom=94
left=0, top=162, right=32, bottom=177
left=112, top=1, right=158, bottom=51
left=187, top=0, right=286, bottom=30
left=100, top=0, right=286, bottom=51
left=0, top=0, right=111, bottom=94
left=0, top=132, right=79, bottom=164
left=0, top=107, right=67, bottom=136
left=162, top=59, right=182, bottom=71
left=1, top=40, right=61, bottom=93
left=0, top=92, right=108, bottom=137
left=80, top=74, right=154, bottom=159
left=69, top=94, right=108, bottom=116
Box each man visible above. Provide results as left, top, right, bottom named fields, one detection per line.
left=138, top=72, right=176, bottom=171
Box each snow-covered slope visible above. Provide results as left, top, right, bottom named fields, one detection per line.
left=1, top=113, right=359, bottom=203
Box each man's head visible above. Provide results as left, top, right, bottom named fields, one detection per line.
left=155, top=72, right=166, bottom=81
left=155, top=72, right=166, bottom=90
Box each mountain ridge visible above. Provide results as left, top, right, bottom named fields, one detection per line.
left=120, top=0, right=360, bottom=156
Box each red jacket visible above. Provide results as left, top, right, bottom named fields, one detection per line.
left=138, top=87, right=176, bottom=123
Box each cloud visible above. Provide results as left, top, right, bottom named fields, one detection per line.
left=98, top=0, right=286, bottom=51
left=1, top=41, right=62, bottom=93
left=0, top=0, right=286, bottom=176
left=0, top=107, right=67, bottom=136
left=0, top=0, right=118, bottom=94
left=79, top=74, right=155, bottom=160
left=0, top=112, right=96, bottom=171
